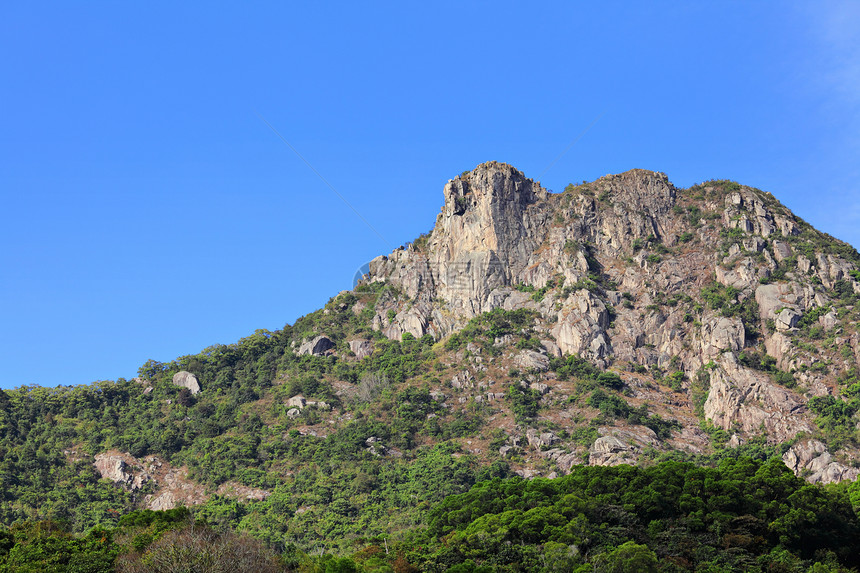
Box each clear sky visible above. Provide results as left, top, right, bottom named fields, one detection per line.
left=2, top=2, right=859, bottom=389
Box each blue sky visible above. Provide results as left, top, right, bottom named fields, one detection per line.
left=1, top=2, right=859, bottom=389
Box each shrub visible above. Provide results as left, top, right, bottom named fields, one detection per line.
left=550, top=354, right=601, bottom=381
left=115, top=524, right=285, bottom=573
left=506, top=384, right=542, bottom=423
left=588, top=389, right=630, bottom=419
left=700, top=283, right=760, bottom=338
left=665, top=371, right=685, bottom=392
left=691, top=368, right=710, bottom=418
left=357, top=372, right=390, bottom=403
left=687, top=205, right=702, bottom=226
left=596, top=371, right=624, bottom=390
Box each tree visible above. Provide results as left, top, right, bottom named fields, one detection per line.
left=594, top=541, right=658, bottom=573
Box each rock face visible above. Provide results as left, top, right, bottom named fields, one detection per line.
left=144, top=466, right=209, bottom=511
left=514, top=350, right=550, bottom=372
left=782, top=440, right=860, bottom=484
left=286, top=395, right=329, bottom=411
left=348, top=339, right=373, bottom=359
left=366, top=162, right=553, bottom=339
left=364, top=163, right=689, bottom=365
left=172, top=371, right=201, bottom=395
left=357, top=161, right=860, bottom=482
left=526, top=428, right=558, bottom=449
left=94, top=452, right=150, bottom=490
left=298, top=335, right=334, bottom=356
left=589, top=427, right=660, bottom=467
left=589, top=436, right=635, bottom=466
left=703, top=352, right=813, bottom=442
left=93, top=450, right=269, bottom=510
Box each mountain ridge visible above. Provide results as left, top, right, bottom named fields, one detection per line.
left=2, top=162, right=860, bottom=566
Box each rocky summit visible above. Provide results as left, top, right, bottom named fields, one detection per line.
left=364, top=161, right=860, bottom=482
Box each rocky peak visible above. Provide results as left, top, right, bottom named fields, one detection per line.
left=440, top=161, right=547, bottom=232
left=428, top=162, right=550, bottom=309
left=357, top=162, right=860, bottom=482
left=366, top=164, right=683, bottom=351
left=368, top=162, right=553, bottom=328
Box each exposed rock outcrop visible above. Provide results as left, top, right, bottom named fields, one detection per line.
left=94, top=452, right=151, bottom=490
left=514, top=350, right=550, bottom=372
left=172, top=371, right=201, bottom=395
left=782, top=440, right=860, bottom=484
left=286, top=395, right=329, bottom=411
left=93, top=450, right=270, bottom=510
left=588, top=427, right=660, bottom=467
left=348, top=338, right=373, bottom=359
left=297, top=335, right=334, bottom=356
left=526, top=428, right=558, bottom=449
left=703, top=352, right=813, bottom=442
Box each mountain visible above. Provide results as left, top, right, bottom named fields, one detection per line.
left=1, top=162, right=860, bottom=570
left=363, top=161, right=860, bottom=478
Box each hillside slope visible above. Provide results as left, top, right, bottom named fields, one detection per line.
left=1, top=162, right=860, bottom=553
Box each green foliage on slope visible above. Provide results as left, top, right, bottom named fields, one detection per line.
left=0, top=302, right=540, bottom=553
left=2, top=457, right=858, bottom=572
left=419, top=457, right=860, bottom=572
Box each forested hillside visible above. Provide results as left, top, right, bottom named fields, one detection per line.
left=1, top=458, right=859, bottom=571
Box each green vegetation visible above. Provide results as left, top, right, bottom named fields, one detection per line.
left=506, top=384, right=542, bottom=423
left=444, top=308, right=538, bottom=352
left=3, top=457, right=858, bottom=571
left=690, top=364, right=713, bottom=418
left=759, top=256, right=796, bottom=284
left=0, top=507, right=294, bottom=572
left=410, top=230, right=432, bottom=252
left=564, top=275, right=599, bottom=294
left=586, top=390, right=680, bottom=439
left=798, top=305, right=832, bottom=331
left=550, top=355, right=594, bottom=382
left=686, top=205, right=702, bottom=226
left=807, top=395, right=860, bottom=450
left=719, top=227, right=746, bottom=252
left=738, top=351, right=796, bottom=388
left=422, top=457, right=860, bottom=571
left=514, top=275, right=565, bottom=302
left=0, top=295, right=510, bottom=557
left=788, top=224, right=860, bottom=264
left=664, top=370, right=684, bottom=392
left=700, top=282, right=760, bottom=337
